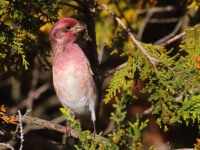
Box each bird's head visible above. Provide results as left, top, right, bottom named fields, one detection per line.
left=49, top=18, right=86, bottom=49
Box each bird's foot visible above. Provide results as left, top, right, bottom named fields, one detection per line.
left=66, top=122, right=73, bottom=137
left=66, top=122, right=79, bottom=138
left=91, top=129, right=97, bottom=137
left=91, top=121, right=97, bottom=137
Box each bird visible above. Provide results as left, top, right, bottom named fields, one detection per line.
left=49, top=18, right=98, bottom=134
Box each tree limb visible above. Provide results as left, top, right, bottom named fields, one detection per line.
left=13, top=115, right=107, bottom=143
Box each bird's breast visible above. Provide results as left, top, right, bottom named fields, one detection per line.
left=52, top=45, right=97, bottom=116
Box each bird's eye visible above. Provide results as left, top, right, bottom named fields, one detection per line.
left=66, top=26, right=71, bottom=30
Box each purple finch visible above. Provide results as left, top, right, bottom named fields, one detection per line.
left=49, top=18, right=98, bottom=134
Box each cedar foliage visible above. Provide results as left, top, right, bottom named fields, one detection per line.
left=0, top=0, right=60, bottom=75
left=0, top=0, right=200, bottom=149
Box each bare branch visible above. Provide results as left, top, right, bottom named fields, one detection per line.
left=149, top=18, right=179, bottom=24
left=136, top=6, right=176, bottom=15
left=160, top=24, right=199, bottom=46
left=14, top=115, right=77, bottom=137
left=12, top=115, right=107, bottom=143
left=160, top=32, right=186, bottom=46
left=103, top=62, right=127, bottom=78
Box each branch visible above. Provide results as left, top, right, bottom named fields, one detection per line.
left=148, top=18, right=179, bottom=24
left=160, top=24, right=199, bottom=46
left=136, top=6, right=176, bottom=15
left=14, top=115, right=70, bottom=135
left=13, top=115, right=107, bottom=143
left=160, top=32, right=186, bottom=46
left=98, top=3, right=159, bottom=69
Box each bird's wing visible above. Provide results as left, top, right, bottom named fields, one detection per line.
left=84, top=55, right=94, bottom=75
left=81, top=96, right=89, bottom=106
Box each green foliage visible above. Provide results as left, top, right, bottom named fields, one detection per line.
left=104, top=97, right=148, bottom=150
left=60, top=108, right=102, bottom=150
left=102, top=20, right=200, bottom=149
left=181, top=24, right=200, bottom=65
left=177, top=95, right=200, bottom=126
left=60, top=108, right=81, bottom=132
left=126, top=118, right=149, bottom=149
left=60, top=97, right=148, bottom=150
left=107, top=98, right=128, bottom=148
left=104, top=24, right=200, bottom=130
left=0, top=0, right=60, bottom=75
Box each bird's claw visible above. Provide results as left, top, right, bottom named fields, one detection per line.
left=91, top=129, right=97, bottom=137
left=66, top=123, right=72, bottom=137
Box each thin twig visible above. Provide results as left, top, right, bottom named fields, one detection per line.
left=171, top=148, right=194, bottom=150
left=165, top=64, right=192, bottom=84
left=154, top=17, right=183, bottom=44
left=103, top=62, right=127, bottom=78
left=136, top=6, right=176, bottom=15
left=160, top=32, right=186, bottom=46
left=99, top=3, right=159, bottom=69
left=160, top=24, right=199, bottom=46
left=149, top=18, right=179, bottom=24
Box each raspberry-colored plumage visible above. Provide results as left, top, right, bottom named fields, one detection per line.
left=49, top=18, right=98, bottom=133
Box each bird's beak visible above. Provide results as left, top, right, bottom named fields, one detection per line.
left=72, top=22, right=87, bottom=33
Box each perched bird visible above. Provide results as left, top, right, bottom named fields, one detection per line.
left=49, top=18, right=98, bottom=134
